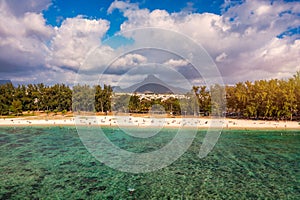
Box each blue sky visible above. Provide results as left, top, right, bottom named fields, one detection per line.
left=43, top=0, right=227, bottom=37
left=0, top=0, right=299, bottom=86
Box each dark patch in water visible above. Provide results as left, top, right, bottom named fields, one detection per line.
left=1, top=192, right=12, bottom=199
left=54, top=184, right=65, bottom=189
left=23, top=168, right=33, bottom=173
left=48, top=154, right=59, bottom=158
left=64, top=179, right=71, bottom=183
left=79, top=185, right=86, bottom=190
left=31, top=183, right=40, bottom=190
left=89, top=161, right=97, bottom=166
left=98, top=186, right=107, bottom=191
left=81, top=177, right=98, bottom=184
left=1, top=186, right=16, bottom=199
left=18, top=152, right=32, bottom=159
left=86, top=186, right=107, bottom=195
left=4, top=186, right=15, bottom=190
left=7, top=143, right=23, bottom=148
left=175, top=171, right=185, bottom=175
left=0, top=139, right=10, bottom=146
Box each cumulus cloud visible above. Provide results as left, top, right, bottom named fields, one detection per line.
left=163, top=59, right=189, bottom=67
left=49, top=16, right=110, bottom=70
left=110, top=53, right=147, bottom=67
left=0, top=0, right=53, bottom=75
left=1, top=0, right=299, bottom=86
left=107, top=0, right=139, bottom=14
left=230, top=37, right=300, bottom=82
left=0, top=0, right=111, bottom=84
left=0, top=1, right=58, bottom=83
left=112, top=0, right=300, bottom=84
left=78, top=52, right=148, bottom=77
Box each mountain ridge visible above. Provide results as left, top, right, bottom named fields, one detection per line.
left=113, top=75, right=188, bottom=94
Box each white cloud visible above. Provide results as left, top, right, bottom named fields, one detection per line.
left=0, top=0, right=53, bottom=72
left=96, top=53, right=147, bottom=75
left=112, top=0, right=300, bottom=84
left=49, top=16, right=110, bottom=69
left=163, top=59, right=189, bottom=67
left=23, top=12, right=54, bottom=39
left=0, top=0, right=112, bottom=85
left=215, top=53, right=227, bottom=62
left=107, top=0, right=139, bottom=14
left=112, top=53, right=147, bottom=67
left=1, top=0, right=300, bottom=86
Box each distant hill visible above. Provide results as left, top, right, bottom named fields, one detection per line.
left=0, top=80, right=12, bottom=85
left=113, top=75, right=188, bottom=94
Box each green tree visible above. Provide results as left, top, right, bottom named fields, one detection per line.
left=128, top=94, right=140, bottom=113
left=210, top=84, right=225, bottom=116
left=162, top=97, right=181, bottom=115
left=72, top=84, right=95, bottom=112
left=10, top=100, right=22, bottom=115
left=95, top=85, right=112, bottom=113
left=0, top=83, right=14, bottom=115
left=293, top=71, right=300, bottom=117
left=224, top=71, right=300, bottom=120
left=112, top=94, right=131, bottom=113
left=180, top=92, right=197, bottom=116
left=192, top=86, right=211, bottom=116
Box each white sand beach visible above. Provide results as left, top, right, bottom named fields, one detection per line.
left=0, top=116, right=299, bottom=130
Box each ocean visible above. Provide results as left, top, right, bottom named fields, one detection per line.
left=0, top=127, right=299, bottom=199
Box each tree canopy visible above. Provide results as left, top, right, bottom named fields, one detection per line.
left=0, top=72, right=299, bottom=120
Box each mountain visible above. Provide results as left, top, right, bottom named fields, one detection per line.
left=113, top=75, right=188, bottom=94
left=0, top=80, right=12, bottom=85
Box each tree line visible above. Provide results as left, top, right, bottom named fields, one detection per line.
left=0, top=83, right=112, bottom=115
left=1, top=72, right=299, bottom=120
left=112, top=72, right=300, bottom=120
left=112, top=94, right=183, bottom=115
left=226, top=72, right=300, bottom=120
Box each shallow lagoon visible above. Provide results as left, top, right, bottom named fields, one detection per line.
left=0, top=127, right=299, bottom=199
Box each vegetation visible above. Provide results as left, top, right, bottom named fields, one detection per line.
left=113, top=94, right=183, bottom=115
left=226, top=71, right=300, bottom=120
left=0, top=83, right=112, bottom=115
left=0, top=72, right=299, bottom=120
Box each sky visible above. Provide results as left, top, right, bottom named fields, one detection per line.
left=0, top=0, right=299, bottom=87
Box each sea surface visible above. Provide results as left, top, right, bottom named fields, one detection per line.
left=0, top=126, right=299, bottom=199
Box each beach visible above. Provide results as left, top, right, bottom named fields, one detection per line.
left=0, top=115, right=299, bottom=130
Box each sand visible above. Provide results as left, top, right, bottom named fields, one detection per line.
left=0, top=115, right=299, bottom=130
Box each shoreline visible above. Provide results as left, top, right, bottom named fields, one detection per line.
left=0, top=116, right=299, bottom=130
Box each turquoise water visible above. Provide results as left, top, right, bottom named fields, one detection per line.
left=0, top=127, right=299, bottom=199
